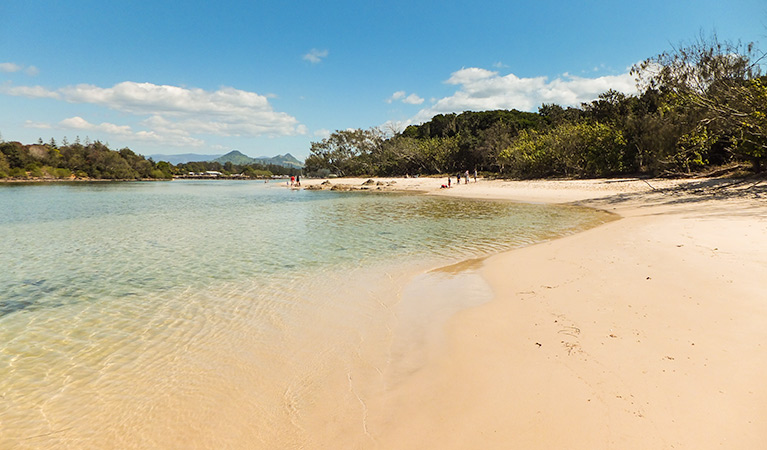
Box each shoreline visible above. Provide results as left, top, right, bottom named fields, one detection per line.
left=301, top=176, right=767, bottom=448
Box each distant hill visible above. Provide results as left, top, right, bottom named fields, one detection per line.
left=214, top=150, right=304, bottom=169
left=148, top=150, right=304, bottom=168
left=257, top=153, right=304, bottom=169
left=213, top=150, right=255, bottom=165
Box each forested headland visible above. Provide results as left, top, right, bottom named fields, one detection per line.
left=0, top=139, right=301, bottom=181
left=306, top=36, right=767, bottom=178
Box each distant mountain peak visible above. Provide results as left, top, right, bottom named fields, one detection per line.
left=148, top=150, right=304, bottom=168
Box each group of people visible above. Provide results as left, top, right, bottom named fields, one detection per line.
left=441, top=169, right=478, bottom=189
left=289, top=175, right=300, bottom=187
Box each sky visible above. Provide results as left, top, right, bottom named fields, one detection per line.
left=1, top=0, right=766, bottom=160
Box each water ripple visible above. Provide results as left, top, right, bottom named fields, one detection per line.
left=0, top=180, right=613, bottom=447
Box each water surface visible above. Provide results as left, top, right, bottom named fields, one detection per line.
left=0, top=180, right=612, bottom=447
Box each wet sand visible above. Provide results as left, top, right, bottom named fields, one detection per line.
left=302, top=176, right=767, bottom=449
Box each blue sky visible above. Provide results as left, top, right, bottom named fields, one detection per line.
left=2, top=0, right=766, bottom=160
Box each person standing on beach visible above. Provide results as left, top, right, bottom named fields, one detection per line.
left=448, top=176, right=451, bottom=188
left=474, top=168, right=477, bottom=182
left=456, top=173, right=461, bottom=185
left=465, top=170, right=470, bottom=184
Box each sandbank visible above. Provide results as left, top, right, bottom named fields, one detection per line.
left=303, top=175, right=767, bottom=449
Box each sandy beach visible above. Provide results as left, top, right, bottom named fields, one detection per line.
left=302, top=175, right=767, bottom=449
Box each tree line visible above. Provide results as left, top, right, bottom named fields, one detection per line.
left=0, top=139, right=301, bottom=180
left=0, top=140, right=174, bottom=180
left=306, top=35, right=766, bottom=178
left=175, top=160, right=301, bottom=177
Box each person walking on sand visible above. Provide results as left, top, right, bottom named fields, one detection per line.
left=465, top=170, right=470, bottom=184
left=474, top=168, right=477, bottom=182
left=448, top=176, right=451, bottom=188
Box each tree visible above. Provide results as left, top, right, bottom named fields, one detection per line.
left=633, top=34, right=767, bottom=171
left=498, top=121, right=627, bottom=178
left=305, top=128, right=384, bottom=176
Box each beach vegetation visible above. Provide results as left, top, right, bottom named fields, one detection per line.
left=632, top=33, right=767, bottom=173
left=305, top=128, right=386, bottom=177
left=302, top=33, right=765, bottom=179
left=53, top=168, right=72, bottom=179
left=498, top=121, right=627, bottom=178
left=8, top=167, right=27, bottom=178
left=0, top=139, right=298, bottom=182
left=0, top=140, right=182, bottom=181
left=0, top=154, right=9, bottom=178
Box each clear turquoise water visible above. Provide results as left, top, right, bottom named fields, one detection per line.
left=0, top=180, right=612, bottom=447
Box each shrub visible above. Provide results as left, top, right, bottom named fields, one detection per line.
left=9, top=167, right=27, bottom=178
left=54, top=168, right=72, bottom=179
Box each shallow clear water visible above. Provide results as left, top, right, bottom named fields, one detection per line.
left=0, top=180, right=612, bottom=447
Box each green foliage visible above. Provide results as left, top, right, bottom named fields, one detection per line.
left=305, top=128, right=385, bottom=176
left=241, top=166, right=273, bottom=178
left=54, top=168, right=72, bottom=179
left=0, top=140, right=176, bottom=180
left=398, top=110, right=545, bottom=173
left=633, top=34, right=767, bottom=171
left=175, top=159, right=291, bottom=177
left=8, top=167, right=27, bottom=178
left=0, top=152, right=9, bottom=178
left=499, top=122, right=627, bottom=178
left=153, top=161, right=174, bottom=179
left=28, top=166, right=44, bottom=178
left=298, top=34, right=765, bottom=178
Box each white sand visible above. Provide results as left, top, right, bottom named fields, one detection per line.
left=302, top=176, right=767, bottom=449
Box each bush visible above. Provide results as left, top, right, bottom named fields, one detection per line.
left=499, top=122, right=628, bottom=178
left=54, top=168, right=72, bottom=179
left=8, top=167, right=27, bottom=178
left=149, top=169, right=173, bottom=179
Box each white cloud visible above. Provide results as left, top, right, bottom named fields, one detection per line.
left=0, top=84, right=60, bottom=99
left=24, top=120, right=52, bottom=129
left=412, top=67, right=638, bottom=123
left=53, top=116, right=204, bottom=147
left=0, top=63, right=39, bottom=76
left=59, top=116, right=132, bottom=135
left=3, top=80, right=305, bottom=146
left=313, top=128, right=331, bottom=138
left=387, top=90, right=424, bottom=105
left=0, top=63, right=22, bottom=73
left=303, top=49, right=328, bottom=64
left=403, top=93, right=425, bottom=105
left=387, top=91, right=406, bottom=103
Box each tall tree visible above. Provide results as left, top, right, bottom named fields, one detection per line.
left=305, top=128, right=384, bottom=176
left=633, top=34, right=767, bottom=171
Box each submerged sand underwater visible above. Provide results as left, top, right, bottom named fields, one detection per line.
left=0, top=179, right=611, bottom=448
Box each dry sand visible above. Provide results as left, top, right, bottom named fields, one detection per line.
left=303, top=176, right=767, bottom=449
